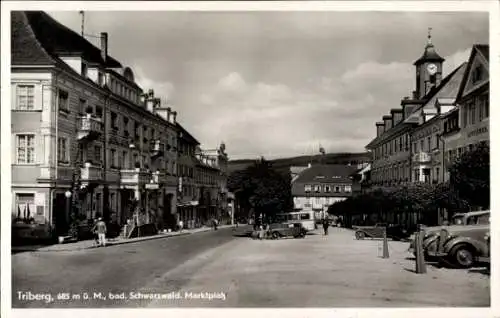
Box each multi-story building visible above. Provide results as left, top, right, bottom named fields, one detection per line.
left=11, top=11, right=179, bottom=240
left=200, top=144, right=230, bottom=223
left=176, top=124, right=200, bottom=229
left=195, top=146, right=224, bottom=225
left=366, top=32, right=460, bottom=188
left=405, top=63, right=467, bottom=184
left=291, top=164, right=359, bottom=220
left=442, top=45, right=489, bottom=181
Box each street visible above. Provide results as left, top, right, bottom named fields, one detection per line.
left=12, top=226, right=489, bottom=308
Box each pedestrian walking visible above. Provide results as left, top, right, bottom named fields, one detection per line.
left=178, top=220, right=184, bottom=232
left=322, top=218, right=329, bottom=236
left=92, top=217, right=107, bottom=247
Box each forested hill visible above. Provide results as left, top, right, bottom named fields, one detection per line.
left=228, top=152, right=371, bottom=174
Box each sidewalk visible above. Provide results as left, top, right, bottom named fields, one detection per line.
left=11, top=224, right=235, bottom=253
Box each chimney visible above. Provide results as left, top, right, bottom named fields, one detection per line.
left=166, top=107, right=172, bottom=122
left=391, top=109, right=403, bottom=125
left=376, top=122, right=385, bottom=137
left=383, top=115, right=392, bottom=131
left=100, top=32, right=108, bottom=64
left=172, top=111, right=177, bottom=123
left=412, top=90, right=418, bottom=100
left=145, top=95, right=154, bottom=113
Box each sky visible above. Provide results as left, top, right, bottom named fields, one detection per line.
left=47, top=10, right=489, bottom=160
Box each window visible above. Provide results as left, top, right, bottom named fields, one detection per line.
left=472, top=66, right=483, bottom=84
left=435, top=134, right=440, bottom=150
left=14, top=193, right=36, bottom=221
left=413, top=142, right=417, bottom=153
left=95, top=106, right=103, bottom=119
left=111, top=112, right=118, bottom=130
left=58, top=90, right=69, bottom=113
left=98, top=72, right=104, bottom=86
left=79, top=98, right=87, bottom=115
left=16, top=85, right=35, bottom=110
left=334, top=186, right=340, bottom=193
left=123, top=117, right=129, bottom=136
left=94, top=145, right=102, bottom=165
left=427, top=137, right=431, bottom=152
left=122, top=151, right=128, bottom=168
left=344, top=185, right=352, bottom=193
left=462, top=105, right=468, bottom=128
left=420, top=140, right=424, bottom=153
left=110, top=149, right=117, bottom=168
left=57, top=137, right=69, bottom=163
left=16, top=134, right=35, bottom=164
left=470, top=103, right=476, bottom=125
left=304, top=184, right=312, bottom=192
left=479, top=94, right=489, bottom=121
left=436, top=167, right=440, bottom=182
left=324, top=185, right=331, bottom=193
left=314, top=185, right=321, bottom=193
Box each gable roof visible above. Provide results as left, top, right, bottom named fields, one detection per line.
left=293, top=164, right=357, bottom=184
left=12, top=11, right=121, bottom=68
left=11, top=11, right=54, bottom=65
left=456, top=44, right=489, bottom=102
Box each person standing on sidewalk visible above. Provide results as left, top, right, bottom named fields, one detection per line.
left=92, top=217, right=107, bottom=247
left=178, top=220, right=184, bottom=233
left=322, top=218, right=330, bottom=236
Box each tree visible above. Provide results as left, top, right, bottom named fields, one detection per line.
left=228, top=158, right=292, bottom=223
left=449, top=142, right=490, bottom=209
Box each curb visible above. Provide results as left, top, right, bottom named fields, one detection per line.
left=12, top=225, right=235, bottom=253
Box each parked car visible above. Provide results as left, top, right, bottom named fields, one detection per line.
left=408, top=210, right=490, bottom=259
left=427, top=224, right=490, bottom=268
left=268, top=222, right=307, bottom=239
left=353, top=223, right=410, bottom=241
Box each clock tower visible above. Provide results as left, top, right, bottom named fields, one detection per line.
left=414, top=28, right=445, bottom=99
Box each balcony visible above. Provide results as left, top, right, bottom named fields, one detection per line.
left=80, top=162, right=103, bottom=184
left=120, top=168, right=151, bottom=188
left=77, top=116, right=103, bottom=141
left=145, top=171, right=162, bottom=190
left=413, top=152, right=431, bottom=163
left=150, top=139, right=165, bottom=158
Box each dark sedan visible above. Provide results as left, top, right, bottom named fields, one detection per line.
left=354, top=223, right=410, bottom=241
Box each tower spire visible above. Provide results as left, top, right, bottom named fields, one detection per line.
left=79, top=11, right=85, bottom=37
left=427, top=27, right=433, bottom=46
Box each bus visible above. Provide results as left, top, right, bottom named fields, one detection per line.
left=275, top=211, right=316, bottom=231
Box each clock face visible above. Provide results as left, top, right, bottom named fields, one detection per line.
left=427, top=63, right=438, bottom=75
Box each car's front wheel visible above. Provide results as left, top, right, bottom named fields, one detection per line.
left=449, top=244, right=476, bottom=268
left=355, top=231, right=365, bottom=240
left=271, top=231, right=280, bottom=240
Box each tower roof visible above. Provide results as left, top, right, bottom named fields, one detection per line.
left=413, top=28, right=445, bottom=65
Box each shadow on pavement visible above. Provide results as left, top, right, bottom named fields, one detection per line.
left=468, top=267, right=490, bottom=276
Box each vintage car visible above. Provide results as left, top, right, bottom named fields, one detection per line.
left=427, top=224, right=490, bottom=268
left=408, top=210, right=490, bottom=259
left=268, top=222, right=307, bottom=239
left=353, top=223, right=409, bottom=241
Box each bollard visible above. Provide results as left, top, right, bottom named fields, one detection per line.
left=437, top=228, right=447, bottom=253
left=415, top=230, right=427, bottom=274
left=382, top=227, right=390, bottom=259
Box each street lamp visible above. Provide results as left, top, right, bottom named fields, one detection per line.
left=64, top=191, right=72, bottom=233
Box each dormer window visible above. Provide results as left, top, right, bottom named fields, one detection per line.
left=81, top=63, right=88, bottom=78
left=472, top=66, right=484, bottom=84
left=98, top=72, right=104, bottom=86
left=304, top=184, right=312, bottom=192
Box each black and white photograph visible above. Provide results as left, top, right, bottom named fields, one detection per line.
left=1, top=1, right=498, bottom=317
